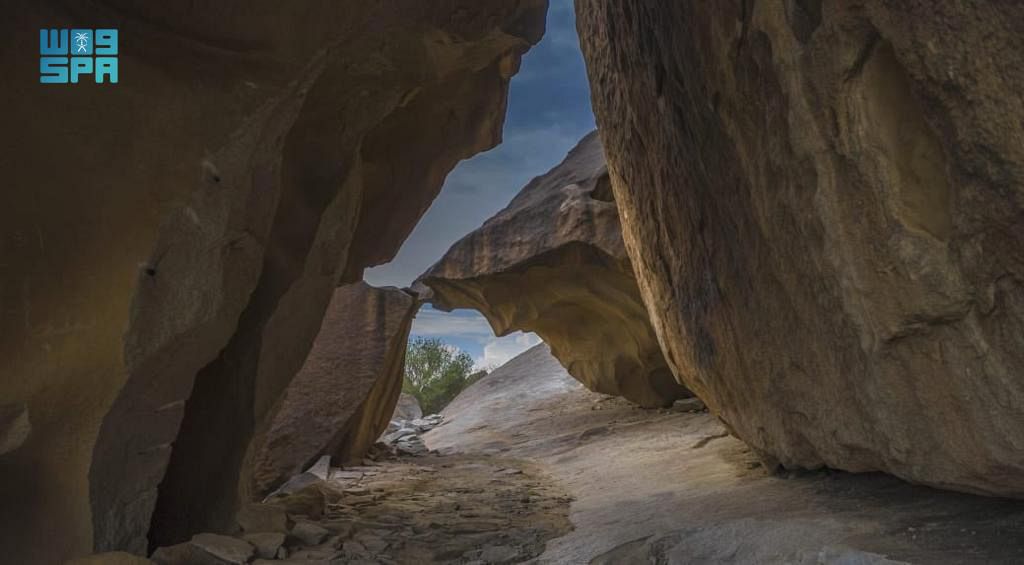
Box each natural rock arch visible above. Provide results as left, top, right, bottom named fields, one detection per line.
left=419, top=132, right=690, bottom=408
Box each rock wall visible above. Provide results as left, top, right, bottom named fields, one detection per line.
left=577, top=1, right=1024, bottom=495
left=0, top=1, right=545, bottom=562
left=420, top=132, right=689, bottom=407
left=247, top=282, right=417, bottom=497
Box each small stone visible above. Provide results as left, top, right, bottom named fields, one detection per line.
left=383, top=428, right=418, bottom=443
left=151, top=542, right=223, bottom=565
left=672, top=397, right=706, bottom=413
left=290, top=520, right=331, bottom=545
left=190, top=533, right=254, bottom=564
left=479, top=545, right=520, bottom=563
left=343, top=540, right=369, bottom=558
left=288, top=547, right=344, bottom=560
left=236, top=503, right=291, bottom=533
left=243, top=532, right=286, bottom=559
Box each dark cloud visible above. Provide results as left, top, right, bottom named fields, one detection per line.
left=367, top=0, right=592, bottom=367
left=365, top=0, right=594, bottom=287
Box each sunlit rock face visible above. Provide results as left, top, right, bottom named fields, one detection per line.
left=578, top=1, right=1024, bottom=495
left=0, top=1, right=546, bottom=561
left=247, top=282, right=417, bottom=498
left=420, top=132, right=690, bottom=408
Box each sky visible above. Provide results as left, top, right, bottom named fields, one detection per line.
left=364, top=0, right=595, bottom=369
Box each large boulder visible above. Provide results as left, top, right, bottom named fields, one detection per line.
left=0, top=1, right=545, bottom=562
left=247, top=282, right=417, bottom=497
left=577, top=1, right=1024, bottom=495
left=419, top=132, right=689, bottom=407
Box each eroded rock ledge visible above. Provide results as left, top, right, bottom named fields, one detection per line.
left=578, top=1, right=1024, bottom=496
left=0, top=1, right=546, bottom=562
left=419, top=131, right=690, bottom=407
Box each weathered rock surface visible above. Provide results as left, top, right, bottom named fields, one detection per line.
left=0, top=2, right=545, bottom=562
left=150, top=541, right=229, bottom=565
left=288, top=521, right=330, bottom=547
left=247, top=282, right=417, bottom=497
left=236, top=503, right=291, bottom=535
left=427, top=344, right=1024, bottom=563
left=578, top=1, right=1024, bottom=495
left=241, top=533, right=285, bottom=560
left=189, top=533, right=254, bottom=564
left=419, top=131, right=689, bottom=407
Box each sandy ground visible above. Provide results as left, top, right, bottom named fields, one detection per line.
left=425, top=345, right=1024, bottom=564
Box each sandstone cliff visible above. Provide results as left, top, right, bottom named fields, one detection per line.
left=0, top=1, right=546, bottom=561
left=419, top=132, right=690, bottom=407
left=247, top=282, right=417, bottom=497
left=578, top=1, right=1024, bottom=496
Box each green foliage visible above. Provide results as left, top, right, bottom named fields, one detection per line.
left=402, top=337, right=481, bottom=415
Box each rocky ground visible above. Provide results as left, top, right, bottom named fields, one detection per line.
left=427, top=344, right=1024, bottom=564
left=147, top=343, right=1024, bottom=564
left=149, top=414, right=571, bottom=565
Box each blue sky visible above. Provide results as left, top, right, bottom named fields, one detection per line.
left=365, top=0, right=594, bottom=368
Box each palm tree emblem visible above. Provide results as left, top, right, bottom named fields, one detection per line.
left=74, top=31, right=90, bottom=53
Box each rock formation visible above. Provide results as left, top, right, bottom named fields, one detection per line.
left=247, top=282, right=417, bottom=497
left=419, top=131, right=690, bottom=407
left=392, top=393, right=423, bottom=422
left=577, top=1, right=1024, bottom=495
left=426, top=342, right=1024, bottom=564
left=0, top=1, right=545, bottom=562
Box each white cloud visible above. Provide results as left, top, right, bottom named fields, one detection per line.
left=408, top=307, right=544, bottom=372
left=475, top=332, right=543, bottom=371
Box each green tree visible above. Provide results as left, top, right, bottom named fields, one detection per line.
left=402, top=337, right=478, bottom=414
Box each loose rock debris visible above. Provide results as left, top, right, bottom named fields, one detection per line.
left=151, top=450, right=572, bottom=564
